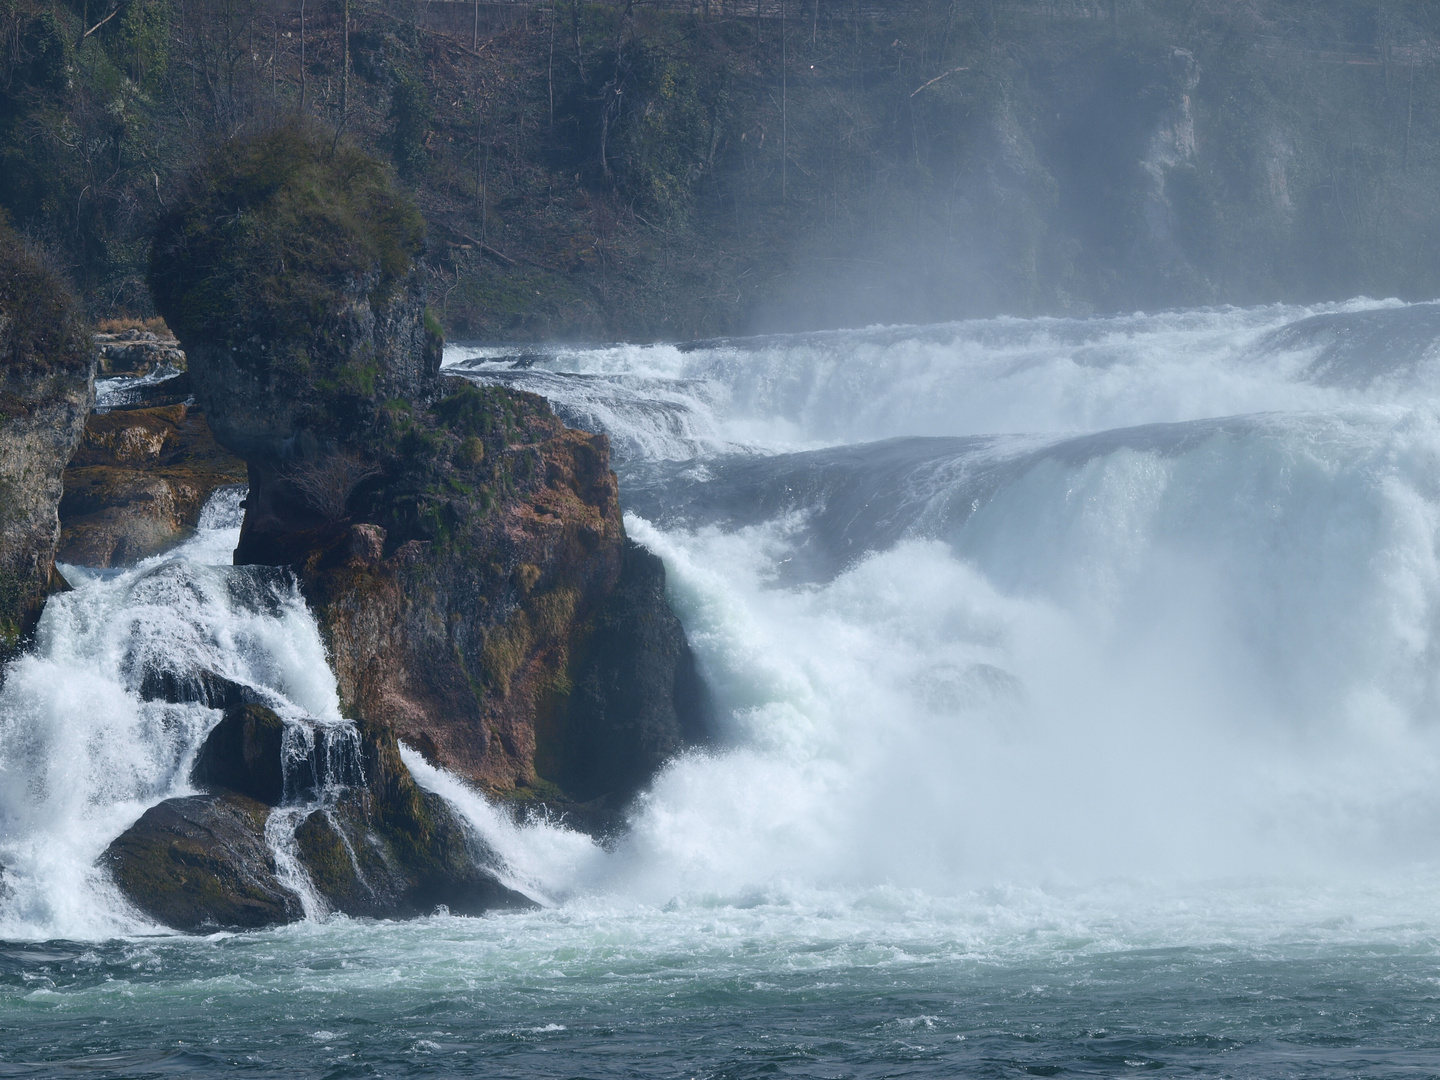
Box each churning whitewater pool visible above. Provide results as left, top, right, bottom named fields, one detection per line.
left=9, top=298, right=1440, bottom=1076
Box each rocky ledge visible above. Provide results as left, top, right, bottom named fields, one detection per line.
left=58, top=399, right=246, bottom=567
left=94, top=327, right=185, bottom=377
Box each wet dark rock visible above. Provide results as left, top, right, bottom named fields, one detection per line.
left=122, top=700, right=535, bottom=928
left=103, top=793, right=302, bottom=932
left=294, top=788, right=531, bottom=919
left=190, top=704, right=287, bottom=806
left=316, top=720, right=534, bottom=917
left=538, top=539, right=712, bottom=808
left=140, top=669, right=266, bottom=712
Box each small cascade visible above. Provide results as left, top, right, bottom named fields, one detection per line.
left=0, top=488, right=353, bottom=939
left=264, top=717, right=368, bottom=920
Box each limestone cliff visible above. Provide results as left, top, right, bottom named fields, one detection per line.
left=0, top=223, right=95, bottom=651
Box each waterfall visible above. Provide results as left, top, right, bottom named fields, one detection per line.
left=6, top=298, right=1440, bottom=941
left=443, top=297, right=1440, bottom=896
left=0, top=489, right=359, bottom=939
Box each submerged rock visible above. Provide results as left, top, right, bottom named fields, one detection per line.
left=103, top=793, right=302, bottom=932
left=0, top=221, right=95, bottom=653
left=57, top=401, right=247, bottom=567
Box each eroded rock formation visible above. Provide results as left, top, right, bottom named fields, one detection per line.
left=110, top=123, right=708, bottom=929
left=150, top=123, right=709, bottom=828
left=58, top=401, right=247, bottom=567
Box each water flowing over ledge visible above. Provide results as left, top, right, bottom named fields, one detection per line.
left=7, top=299, right=1440, bottom=1075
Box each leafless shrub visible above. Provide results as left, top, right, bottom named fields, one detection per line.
left=290, top=451, right=381, bottom=522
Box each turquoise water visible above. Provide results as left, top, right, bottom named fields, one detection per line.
left=6, top=882, right=1440, bottom=1077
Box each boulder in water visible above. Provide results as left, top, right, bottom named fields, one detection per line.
left=103, top=793, right=302, bottom=932
left=110, top=699, right=534, bottom=929
left=191, top=704, right=288, bottom=805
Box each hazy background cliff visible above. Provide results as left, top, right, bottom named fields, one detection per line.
left=3, top=0, right=1439, bottom=339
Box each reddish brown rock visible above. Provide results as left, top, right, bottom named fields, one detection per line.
left=57, top=402, right=247, bottom=567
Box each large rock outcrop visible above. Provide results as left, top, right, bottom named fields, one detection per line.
left=149, top=123, right=708, bottom=839
left=0, top=222, right=95, bottom=652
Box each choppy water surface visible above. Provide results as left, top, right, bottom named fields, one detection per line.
left=9, top=299, right=1440, bottom=1076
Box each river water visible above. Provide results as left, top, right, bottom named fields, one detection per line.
left=6, top=299, right=1440, bottom=1076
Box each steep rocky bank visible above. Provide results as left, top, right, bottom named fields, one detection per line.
left=0, top=224, right=95, bottom=653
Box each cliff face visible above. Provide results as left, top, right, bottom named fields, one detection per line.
left=0, top=226, right=95, bottom=650
left=151, top=125, right=709, bottom=837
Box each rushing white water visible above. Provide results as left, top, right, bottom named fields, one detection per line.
left=442, top=297, right=1440, bottom=900
left=0, top=490, right=356, bottom=939
left=7, top=298, right=1440, bottom=944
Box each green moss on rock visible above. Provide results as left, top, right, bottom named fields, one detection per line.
left=150, top=121, right=423, bottom=351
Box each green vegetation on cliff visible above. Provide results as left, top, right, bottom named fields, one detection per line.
left=0, top=218, right=90, bottom=381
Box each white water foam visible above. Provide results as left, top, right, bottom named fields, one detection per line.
left=446, top=298, right=1423, bottom=460
left=0, top=490, right=351, bottom=940
left=440, top=300, right=1440, bottom=903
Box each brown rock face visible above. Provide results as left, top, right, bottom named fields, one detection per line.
left=57, top=402, right=247, bottom=567
left=0, top=225, right=95, bottom=651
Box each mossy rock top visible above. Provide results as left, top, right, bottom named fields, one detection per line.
left=150, top=122, right=424, bottom=350
left=149, top=123, right=441, bottom=464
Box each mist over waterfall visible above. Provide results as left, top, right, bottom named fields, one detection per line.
left=447, top=297, right=1440, bottom=892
